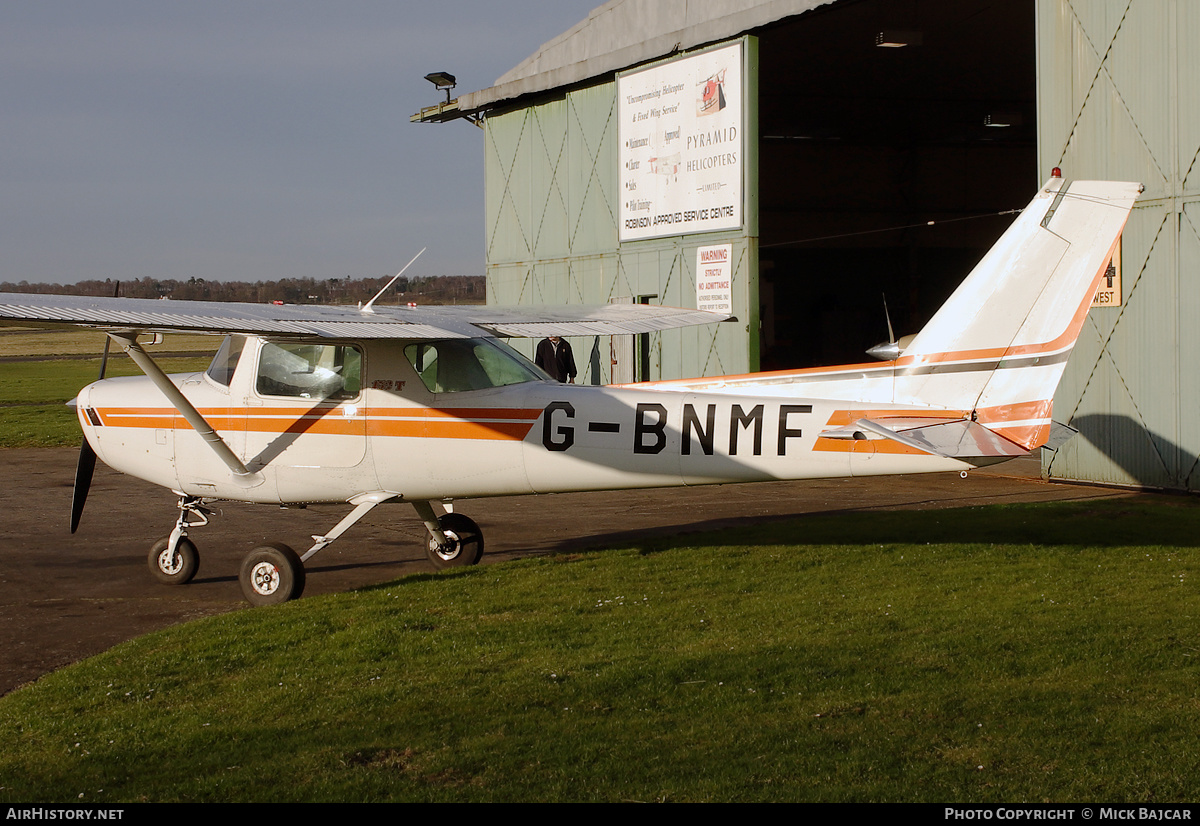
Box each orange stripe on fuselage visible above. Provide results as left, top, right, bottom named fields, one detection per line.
left=90, top=406, right=541, bottom=442
left=814, top=397, right=1057, bottom=454
left=822, top=408, right=967, bottom=426
left=974, top=400, right=1054, bottom=450
left=974, top=399, right=1053, bottom=424
left=813, top=408, right=965, bottom=455
left=820, top=401, right=1052, bottom=431
left=366, top=419, right=535, bottom=441
left=987, top=423, right=1050, bottom=449
left=417, top=407, right=541, bottom=421
left=95, top=409, right=179, bottom=429
left=635, top=361, right=889, bottom=387
left=813, top=437, right=930, bottom=456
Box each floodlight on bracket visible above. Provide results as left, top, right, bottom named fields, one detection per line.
left=413, top=71, right=484, bottom=128
left=425, top=71, right=457, bottom=104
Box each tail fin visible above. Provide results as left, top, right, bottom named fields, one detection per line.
left=894, top=177, right=1141, bottom=449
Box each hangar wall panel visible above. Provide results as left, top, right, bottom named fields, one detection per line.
left=485, top=40, right=758, bottom=385
left=1039, top=0, right=1200, bottom=490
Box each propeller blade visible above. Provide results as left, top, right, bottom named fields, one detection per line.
left=97, top=334, right=110, bottom=379
left=69, top=330, right=113, bottom=533
left=70, top=441, right=97, bottom=534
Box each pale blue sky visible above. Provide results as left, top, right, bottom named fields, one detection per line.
left=0, top=1, right=596, bottom=284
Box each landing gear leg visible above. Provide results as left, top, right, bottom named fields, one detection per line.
left=412, top=501, right=484, bottom=569
left=235, top=493, right=399, bottom=607
left=148, top=496, right=211, bottom=585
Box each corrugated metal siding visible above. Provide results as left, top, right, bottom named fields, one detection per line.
left=1183, top=1, right=1200, bottom=192
left=1179, top=200, right=1200, bottom=487
left=566, top=85, right=619, bottom=256
left=484, top=46, right=758, bottom=385
left=1039, top=0, right=1200, bottom=490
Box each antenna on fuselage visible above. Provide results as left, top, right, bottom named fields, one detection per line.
left=362, top=248, right=426, bottom=314
left=866, top=292, right=914, bottom=361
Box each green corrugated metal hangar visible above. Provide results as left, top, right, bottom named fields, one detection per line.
left=415, top=0, right=1200, bottom=493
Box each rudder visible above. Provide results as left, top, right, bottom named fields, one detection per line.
left=891, top=177, right=1141, bottom=449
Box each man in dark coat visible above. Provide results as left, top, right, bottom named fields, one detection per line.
left=534, top=336, right=577, bottom=383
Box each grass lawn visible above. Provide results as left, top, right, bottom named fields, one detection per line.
left=0, top=329, right=214, bottom=447
left=3, top=331, right=1197, bottom=802
left=0, top=498, right=1198, bottom=802
left=0, top=328, right=216, bottom=358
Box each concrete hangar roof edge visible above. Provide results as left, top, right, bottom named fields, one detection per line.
left=457, top=0, right=836, bottom=113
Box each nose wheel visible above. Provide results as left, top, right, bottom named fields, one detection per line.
left=147, top=496, right=209, bottom=585
left=148, top=537, right=199, bottom=585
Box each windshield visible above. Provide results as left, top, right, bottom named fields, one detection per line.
left=205, top=335, right=245, bottom=387
left=404, top=338, right=546, bottom=393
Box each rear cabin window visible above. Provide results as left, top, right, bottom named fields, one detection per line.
left=256, top=341, right=362, bottom=400
left=404, top=338, right=544, bottom=394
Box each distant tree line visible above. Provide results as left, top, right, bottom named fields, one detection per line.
left=0, top=274, right=485, bottom=306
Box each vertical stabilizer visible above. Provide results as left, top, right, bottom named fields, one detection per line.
left=892, top=178, right=1141, bottom=448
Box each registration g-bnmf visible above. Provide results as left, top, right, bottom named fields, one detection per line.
left=0, top=175, right=1141, bottom=605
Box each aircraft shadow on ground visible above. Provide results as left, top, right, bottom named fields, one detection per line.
left=544, top=496, right=1200, bottom=555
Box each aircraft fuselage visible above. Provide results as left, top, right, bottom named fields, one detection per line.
left=74, top=335, right=966, bottom=507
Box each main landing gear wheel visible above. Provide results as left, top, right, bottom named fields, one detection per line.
left=148, top=537, right=199, bottom=585
left=426, top=513, right=484, bottom=569
left=239, top=543, right=306, bottom=606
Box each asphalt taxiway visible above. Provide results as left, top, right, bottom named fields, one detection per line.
left=0, top=449, right=1133, bottom=695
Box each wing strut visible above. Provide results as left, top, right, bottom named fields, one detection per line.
left=300, top=492, right=401, bottom=561
left=109, top=333, right=264, bottom=488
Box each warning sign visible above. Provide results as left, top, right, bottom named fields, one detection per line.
left=696, top=244, right=733, bottom=314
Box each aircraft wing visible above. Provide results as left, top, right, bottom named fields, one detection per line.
left=0, top=292, right=732, bottom=339
left=461, top=304, right=735, bottom=337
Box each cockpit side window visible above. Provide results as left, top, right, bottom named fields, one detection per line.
left=205, top=335, right=245, bottom=387
left=403, top=338, right=544, bottom=394
left=256, top=341, right=362, bottom=400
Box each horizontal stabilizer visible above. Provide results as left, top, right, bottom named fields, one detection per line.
left=825, top=417, right=1030, bottom=460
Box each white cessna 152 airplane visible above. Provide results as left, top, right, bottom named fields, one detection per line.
left=0, top=175, right=1140, bottom=606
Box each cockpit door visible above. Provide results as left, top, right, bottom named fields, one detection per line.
left=244, top=339, right=368, bottom=473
